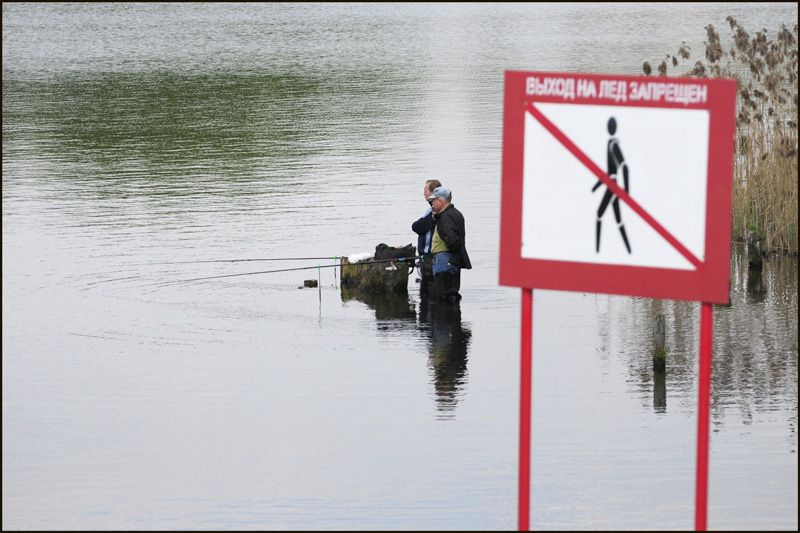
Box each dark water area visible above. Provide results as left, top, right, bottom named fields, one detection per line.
left=3, top=3, right=797, bottom=530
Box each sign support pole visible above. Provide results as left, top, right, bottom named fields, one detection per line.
left=519, top=288, right=533, bottom=531
left=695, top=301, right=714, bottom=531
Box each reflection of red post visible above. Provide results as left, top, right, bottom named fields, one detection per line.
left=695, top=302, right=713, bottom=530
left=519, top=288, right=533, bottom=531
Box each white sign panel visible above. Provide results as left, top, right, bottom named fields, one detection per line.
left=521, top=103, right=710, bottom=270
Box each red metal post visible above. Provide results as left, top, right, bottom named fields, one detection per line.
left=519, top=288, right=533, bottom=531
left=695, top=301, right=713, bottom=530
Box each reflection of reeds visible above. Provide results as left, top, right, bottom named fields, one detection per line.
left=645, top=19, right=798, bottom=254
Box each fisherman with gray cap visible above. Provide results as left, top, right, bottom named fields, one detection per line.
left=428, top=186, right=472, bottom=303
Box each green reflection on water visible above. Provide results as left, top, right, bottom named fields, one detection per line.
left=3, top=69, right=401, bottom=198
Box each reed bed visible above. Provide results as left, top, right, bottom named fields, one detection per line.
left=644, top=19, right=798, bottom=254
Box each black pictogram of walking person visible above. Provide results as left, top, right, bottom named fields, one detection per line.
left=592, top=117, right=632, bottom=254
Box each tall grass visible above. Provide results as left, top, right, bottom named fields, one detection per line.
left=644, top=19, right=798, bottom=254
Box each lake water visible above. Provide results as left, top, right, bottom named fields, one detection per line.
left=3, top=3, right=797, bottom=530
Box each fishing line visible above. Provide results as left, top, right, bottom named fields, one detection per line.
left=333, top=256, right=338, bottom=290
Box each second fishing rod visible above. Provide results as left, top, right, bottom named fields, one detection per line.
left=151, top=255, right=422, bottom=286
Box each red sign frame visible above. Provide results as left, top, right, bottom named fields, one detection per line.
left=499, top=71, right=737, bottom=303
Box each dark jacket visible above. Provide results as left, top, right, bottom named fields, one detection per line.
left=412, top=208, right=436, bottom=256
left=434, top=204, right=472, bottom=269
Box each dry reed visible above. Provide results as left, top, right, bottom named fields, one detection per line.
left=645, top=19, right=798, bottom=254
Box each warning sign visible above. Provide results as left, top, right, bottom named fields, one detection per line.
left=499, top=71, right=737, bottom=303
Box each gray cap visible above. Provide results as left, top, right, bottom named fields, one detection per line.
left=427, top=186, right=451, bottom=200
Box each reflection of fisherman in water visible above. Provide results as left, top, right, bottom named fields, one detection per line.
left=341, top=286, right=471, bottom=419
left=592, top=117, right=632, bottom=254
left=419, top=297, right=472, bottom=419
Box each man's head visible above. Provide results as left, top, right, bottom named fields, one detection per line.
left=427, top=186, right=452, bottom=212
left=425, top=179, right=442, bottom=200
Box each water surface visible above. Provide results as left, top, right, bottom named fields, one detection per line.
left=3, top=3, right=797, bottom=530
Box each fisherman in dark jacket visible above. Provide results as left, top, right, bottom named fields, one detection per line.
left=428, top=186, right=472, bottom=304
left=412, top=179, right=442, bottom=294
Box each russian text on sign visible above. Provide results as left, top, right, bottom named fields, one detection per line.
left=527, top=76, right=709, bottom=106
left=629, top=81, right=708, bottom=105
left=526, top=77, right=575, bottom=100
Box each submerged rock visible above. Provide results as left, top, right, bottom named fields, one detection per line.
left=340, top=256, right=410, bottom=293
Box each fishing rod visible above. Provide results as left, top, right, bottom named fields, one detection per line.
left=129, top=256, right=341, bottom=267
left=145, top=255, right=421, bottom=287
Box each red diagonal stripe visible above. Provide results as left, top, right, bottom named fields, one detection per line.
left=527, top=103, right=703, bottom=269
